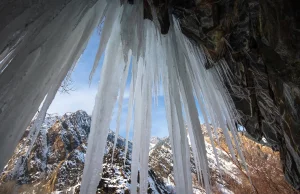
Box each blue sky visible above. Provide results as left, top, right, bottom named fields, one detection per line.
left=48, top=30, right=169, bottom=138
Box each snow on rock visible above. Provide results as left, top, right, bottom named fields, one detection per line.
left=149, top=129, right=241, bottom=194
left=150, top=137, right=163, bottom=150
left=1, top=111, right=242, bottom=194
left=0, top=111, right=168, bottom=194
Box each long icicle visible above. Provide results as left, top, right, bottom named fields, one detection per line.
left=123, top=72, right=135, bottom=165
left=162, top=33, right=193, bottom=194
left=89, top=1, right=118, bottom=82
left=130, top=57, right=145, bottom=194
left=80, top=7, right=124, bottom=193
left=0, top=0, right=105, bottom=170
left=111, top=50, right=131, bottom=163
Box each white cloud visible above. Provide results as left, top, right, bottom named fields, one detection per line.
left=48, top=86, right=98, bottom=115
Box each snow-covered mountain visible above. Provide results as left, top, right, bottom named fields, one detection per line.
left=148, top=136, right=241, bottom=194
left=149, top=137, right=163, bottom=150
left=0, top=111, right=169, bottom=193
left=0, top=110, right=241, bottom=194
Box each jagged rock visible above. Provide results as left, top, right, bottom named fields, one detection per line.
left=2, top=111, right=295, bottom=193
left=148, top=134, right=242, bottom=194
left=0, top=111, right=243, bottom=193
left=0, top=111, right=168, bottom=193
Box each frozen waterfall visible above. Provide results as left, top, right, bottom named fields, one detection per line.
left=0, top=0, right=246, bottom=194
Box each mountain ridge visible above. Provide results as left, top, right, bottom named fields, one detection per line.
left=0, top=110, right=239, bottom=193
left=0, top=110, right=169, bottom=193
left=1, top=110, right=293, bottom=194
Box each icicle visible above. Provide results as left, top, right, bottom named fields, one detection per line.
left=25, top=87, right=55, bottom=158
left=168, top=18, right=211, bottom=193
left=138, top=20, right=156, bottom=194
left=161, top=33, right=193, bottom=194
left=123, top=74, right=134, bottom=165
left=138, top=63, right=152, bottom=194
left=130, top=58, right=145, bottom=194
left=184, top=42, right=222, bottom=177
left=120, top=3, right=139, bottom=62
left=80, top=9, right=124, bottom=194
left=111, top=50, right=131, bottom=163
left=210, top=65, right=247, bottom=165
left=89, top=1, right=118, bottom=82
left=123, top=54, right=140, bottom=166
left=0, top=0, right=104, bottom=170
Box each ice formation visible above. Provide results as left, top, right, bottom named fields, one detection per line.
left=0, top=0, right=107, bottom=170
left=79, top=2, right=246, bottom=193
left=0, top=0, right=246, bottom=194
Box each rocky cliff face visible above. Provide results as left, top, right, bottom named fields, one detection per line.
left=1, top=110, right=243, bottom=194
left=148, top=136, right=241, bottom=194
left=146, top=0, right=300, bottom=189
left=0, top=111, right=168, bottom=193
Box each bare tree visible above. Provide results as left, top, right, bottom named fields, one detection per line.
left=59, top=72, right=75, bottom=94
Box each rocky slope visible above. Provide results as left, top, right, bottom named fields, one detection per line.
left=0, top=111, right=168, bottom=193
left=148, top=135, right=241, bottom=194
left=1, top=110, right=245, bottom=194
left=1, top=110, right=297, bottom=194
left=0, top=110, right=245, bottom=194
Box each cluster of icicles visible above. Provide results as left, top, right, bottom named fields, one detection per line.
left=78, top=1, right=247, bottom=194
left=0, top=0, right=247, bottom=193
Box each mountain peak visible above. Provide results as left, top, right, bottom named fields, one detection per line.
left=150, top=137, right=163, bottom=149
left=0, top=111, right=168, bottom=194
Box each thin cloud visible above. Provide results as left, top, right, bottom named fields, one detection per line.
left=48, top=86, right=97, bottom=115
